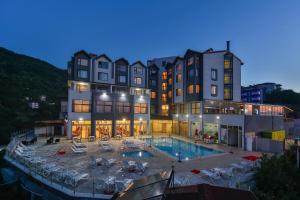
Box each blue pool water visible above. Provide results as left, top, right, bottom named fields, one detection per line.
left=121, top=150, right=154, bottom=158
left=142, top=137, right=223, bottom=160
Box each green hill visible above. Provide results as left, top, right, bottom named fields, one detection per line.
left=0, top=47, right=67, bottom=144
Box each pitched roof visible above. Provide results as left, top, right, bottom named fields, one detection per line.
left=147, top=63, right=159, bottom=69
left=95, top=54, right=112, bottom=62
left=115, top=57, right=129, bottom=65
left=131, top=61, right=146, bottom=68
left=74, top=50, right=91, bottom=58
left=184, top=49, right=202, bottom=58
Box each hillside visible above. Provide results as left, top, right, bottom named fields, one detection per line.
left=0, top=47, right=67, bottom=144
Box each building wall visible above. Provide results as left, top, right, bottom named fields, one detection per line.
left=232, top=56, right=242, bottom=102
left=130, top=62, right=146, bottom=88
left=244, top=115, right=284, bottom=132
left=93, top=56, right=115, bottom=84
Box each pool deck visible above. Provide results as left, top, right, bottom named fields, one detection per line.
left=5, top=135, right=262, bottom=198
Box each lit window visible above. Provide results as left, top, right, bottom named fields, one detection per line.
left=98, top=72, right=108, bottom=81
left=162, top=94, right=167, bottom=103
left=211, top=85, right=217, bottom=97
left=191, top=103, right=201, bottom=114
left=151, top=91, right=156, bottom=99
left=76, top=83, right=89, bottom=92
left=224, top=59, right=232, bottom=69
left=168, top=78, right=172, bottom=85
left=162, top=72, right=167, bottom=80
left=176, top=74, right=182, bottom=83
left=150, top=68, right=157, bottom=75
left=187, top=57, right=194, bottom=66
left=224, top=86, right=232, bottom=100
left=161, top=105, right=169, bottom=115
left=77, top=58, right=88, bottom=66
left=135, top=103, right=147, bottom=114
left=211, top=69, right=217, bottom=81
left=134, top=77, right=142, bottom=85
left=168, top=91, right=172, bottom=98
left=195, top=85, right=200, bottom=93
left=78, top=70, right=88, bottom=78
left=176, top=89, right=182, bottom=96
left=117, top=102, right=130, bottom=113
left=162, top=83, right=167, bottom=90
left=224, top=72, right=232, bottom=84
left=188, top=85, right=193, bottom=94
left=72, top=100, right=90, bottom=112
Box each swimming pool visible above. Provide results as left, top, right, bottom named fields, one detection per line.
left=121, top=150, right=154, bottom=158
left=142, top=137, right=223, bottom=160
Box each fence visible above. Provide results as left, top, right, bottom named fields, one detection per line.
left=253, top=137, right=283, bottom=154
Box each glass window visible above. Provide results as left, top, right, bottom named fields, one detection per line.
left=135, top=103, right=147, bottom=114
left=192, top=102, right=201, bottom=114
left=161, top=105, right=169, bottom=115
left=244, top=104, right=253, bottom=115
left=224, top=72, right=232, bottom=84
left=168, top=91, right=172, bottom=98
left=98, top=61, right=109, bottom=69
left=187, top=57, right=194, bottom=66
left=134, top=67, right=143, bottom=74
left=176, top=74, right=182, bottom=83
left=168, top=69, right=172, bottom=75
left=195, top=85, right=200, bottom=93
left=168, top=78, right=172, bottom=85
left=188, top=69, right=194, bottom=80
left=151, top=91, right=156, bottom=99
left=162, top=72, right=167, bottom=80
left=176, top=64, right=182, bottom=71
left=150, top=79, right=156, bottom=87
left=224, top=86, right=232, bottom=100
left=176, top=89, right=182, bottom=96
left=78, top=70, right=88, bottom=78
left=96, top=100, right=112, bottom=113
left=117, top=102, right=130, bottom=113
left=134, top=77, right=142, bottom=85
left=118, top=75, right=126, bottom=83
left=98, top=72, right=108, bottom=81
left=76, top=83, right=89, bottom=92
left=77, top=58, right=88, bottom=66
left=118, top=65, right=127, bottom=72
left=211, top=85, right=218, bottom=97
left=72, top=100, right=90, bottom=112
left=150, top=68, right=157, bottom=75
left=179, top=104, right=188, bottom=114
left=162, top=94, right=167, bottom=103
left=211, top=69, right=217, bottom=81
left=224, top=59, right=232, bottom=69
left=162, top=83, right=167, bottom=90
left=188, top=85, right=193, bottom=94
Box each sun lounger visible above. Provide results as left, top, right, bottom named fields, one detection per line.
left=71, top=145, right=87, bottom=153
left=99, top=141, right=113, bottom=152
left=212, top=167, right=233, bottom=179
left=136, top=161, right=148, bottom=173
left=102, top=158, right=116, bottom=167
left=202, top=169, right=222, bottom=182
left=95, top=179, right=107, bottom=193
left=115, top=178, right=133, bottom=192
left=64, top=170, right=79, bottom=185
left=69, top=173, right=89, bottom=187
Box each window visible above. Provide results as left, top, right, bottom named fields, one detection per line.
left=151, top=91, right=156, bottom=99
left=76, top=84, right=89, bottom=92
left=134, top=67, right=143, bottom=74
left=168, top=91, right=172, bottom=98
left=188, top=85, right=193, bottom=94
left=150, top=79, right=157, bottom=87
left=118, top=65, right=127, bottom=72
left=162, top=83, right=167, bottom=90
left=134, top=77, right=142, bottom=85
left=224, top=86, right=232, bottom=100
left=187, top=57, right=194, bottom=66
left=98, top=72, right=108, bottom=81
left=176, top=89, right=182, bottom=96
left=133, top=89, right=143, bottom=95
left=176, top=64, right=182, bottom=71
left=117, top=102, right=130, bottom=113
left=168, top=78, right=172, bottom=85
left=168, top=69, right=172, bottom=75
left=179, top=104, right=188, bottom=114
left=211, top=85, right=217, bottom=96
left=72, top=100, right=90, bottom=112
left=118, top=75, right=126, bottom=83
left=98, top=61, right=109, bottom=69
left=161, top=105, right=169, bottom=115
left=96, top=100, right=112, bottom=113
left=211, top=69, right=217, bottom=81
left=224, top=72, right=232, bottom=84
left=135, top=103, right=147, bottom=114
left=224, top=59, right=232, bottom=69
left=162, top=94, right=167, bottom=103
left=188, top=69, right=194, bottom=79
left=150, top=68, right=157, bottom=75
left=162, top=72, right=167, bottom=80
left=260, top=105, right=272, bottom=116
left=77, top=58, right=88, bottom=66
left=192, top=103, right=201, bottom=114
left=195, top=85, right=200, bottom=93
left=176, top=74, right=182, bottom=82
left=170, top=104, right=176, bottom=114
left=78, top=70, right=88, bottom=78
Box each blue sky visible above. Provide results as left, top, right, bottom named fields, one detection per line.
left=1, top=0, right=300, bottom=91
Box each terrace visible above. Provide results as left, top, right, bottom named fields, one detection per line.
left=5, top=134, right=261, bottom=199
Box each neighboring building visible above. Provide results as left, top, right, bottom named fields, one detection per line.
left=241, top=82, right=281, bottom=104
left=67, top=50, right=150, bottom=140
left=67, top=42, right=286, bottom=151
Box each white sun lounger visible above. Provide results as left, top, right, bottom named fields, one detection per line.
left=69, top=173, right=89, bottom=187
left=202, top=169, right=222, bottom=182
left=115, top=178, right=133, bottom=192
left=71, top=145, right=87, bottom=153
left=101, top=158, right=116, bottom=167
left=136, top=162, right=148, bottom=173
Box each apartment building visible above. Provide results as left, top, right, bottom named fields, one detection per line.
left=67, top=51, right=150, bottom=140
left=146, top=42, right=285, bottom=149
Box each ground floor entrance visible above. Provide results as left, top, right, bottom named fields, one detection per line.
left=116, top=120, right=131, bottom=137
left=95, top=120, right=112, bottom=139
left=71, top=120, right=91, bottom=139
left=134, top=120, right=147, bottom=137
left=151, top=120, right=172, bottom=136
left=220, top=125, right=243, bottom=148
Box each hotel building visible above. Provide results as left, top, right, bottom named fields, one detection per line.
left=67, top=42, right=286, bottom=150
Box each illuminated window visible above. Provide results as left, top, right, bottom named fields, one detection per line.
left=162, top=72, right=167, bottom=80
left=224, top=73, right=232, bottom=84
left=224, top=87, right=232, bottom=100
left=188, top=85, right=193, bottom=94
left=176, top=64, right=182, bottom=71
left=162, top=94, right=167, bottom=103
left=244, top=104, right=253, bottom=115
left=211, top=69, right=217, bottom=81
left=117, top=102, right=130, bottom=113
left=76, top=84, right=89, bottom=92
left=187, top=57, right=194, bottom=66
left=211, top=85, right=218, bottom=97
left=135, top=103, right=147, bottom=114
left=195, top=85, right=200, bottom=93
left=168, top=91, right=172, bottom=98
left=272, top=106, right=283, bottom=116
left=179, top=104, right=188, bottom=114
left=96, top=100, right=112, bottom=113
left=151, top=91, right=156, bottom=99
left=77, top=58, right=88, bottom=66
left=176, top=89, right=182, bottom=96
left=72, top=100, right=90, bottom=112
left=191, top=103, right=201, bottom=114
left=168, top=78, right=172, bottom=85
left=162, top=83, right=167, bottom=90
left=224, top=59, right=232, bottom=69
left=176, top=74, right=182, bottom=82
left=161, top=105, right=169, bottom=115
left=134, top=77, right=142, bottom=85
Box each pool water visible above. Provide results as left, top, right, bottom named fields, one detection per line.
left=142, top=137, right=223, bottom=160
left=121, top=150, right=154, bottom=158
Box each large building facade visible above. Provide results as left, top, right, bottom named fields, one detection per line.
left=67, top=42, right=286, bottom=150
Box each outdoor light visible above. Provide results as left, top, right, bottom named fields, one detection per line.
left=216, top=115, right=220, bottom=119
left=199, top=115, right=202, bottom=118
left=139, top=151, right=142, bottom=157
left=186, top=114, right=189, bottom=118
left=121, top=93, right=125, bottom=97
left=139, top=117, right=143, bottom=121
left=139, top=95, right=143, bottom=100
left=123, top=118, right=126, bottom=121
left=175, top=153, right=178, bottom=156
left=175, top=114, right=179, bottom=117
left=185, top=157, right=189, bottom=161
left=79, top=117, right=83, bottom=121
left=102, top=92, right=107, bottom=96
